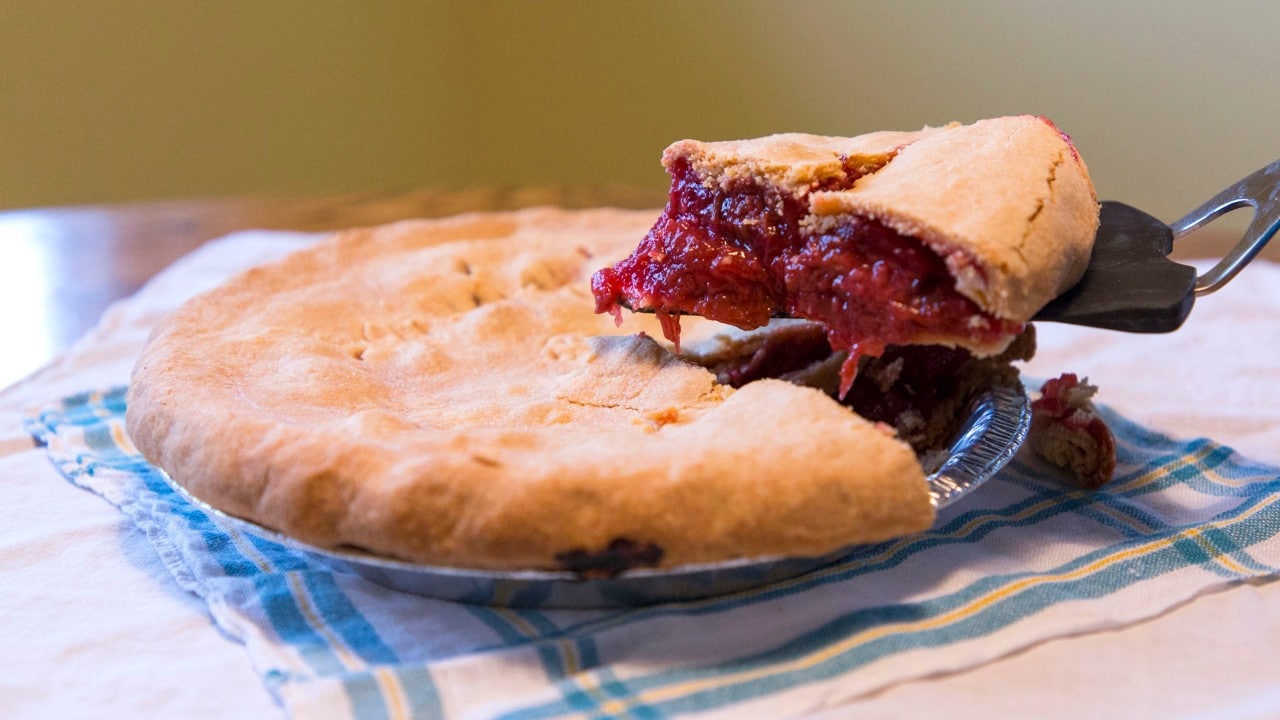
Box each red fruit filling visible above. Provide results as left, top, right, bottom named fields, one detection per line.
left=705, top=323, right=966, bottom=424
left=841, top=343, right=976, bottom=430
left=592, top=158, right=1022, bottom=395
left=692, top=319, right=1032, bottom=456
left=704, top=323, right=836, bottom=389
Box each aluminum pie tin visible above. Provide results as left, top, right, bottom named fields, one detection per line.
left=161, top=382, right=1030, bottom=608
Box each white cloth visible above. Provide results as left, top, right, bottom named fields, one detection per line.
left=3, top=231, right=1279, bottom=719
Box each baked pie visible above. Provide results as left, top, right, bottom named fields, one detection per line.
left=127, top=210, right=933, bottom=572
left=127, top=117, right=1102, bottom=574
left=593, top=115, right=1099, bottom=395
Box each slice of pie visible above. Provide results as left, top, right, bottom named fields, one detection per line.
left=126, top=209, right=935, bottom=573
left=592, top=116, right=1100, bottom=396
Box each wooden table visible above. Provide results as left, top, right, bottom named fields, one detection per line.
left=0, top=186, right=1271, bottom=390
left=0, top=187, right=664, bottom=390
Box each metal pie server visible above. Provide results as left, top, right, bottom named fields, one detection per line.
left=1034, top=158, right=1280, bottom=332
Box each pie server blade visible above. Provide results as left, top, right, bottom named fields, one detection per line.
left=1033, top=158, right=1280, bottom=332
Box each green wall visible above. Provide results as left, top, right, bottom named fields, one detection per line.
left=3, top=1, right=1278, bottom=222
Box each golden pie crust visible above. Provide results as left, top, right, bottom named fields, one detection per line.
left=126, top=209, right=934, bottom=571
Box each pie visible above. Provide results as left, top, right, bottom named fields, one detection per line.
left=126, top=209, right=934, bottom=572
left=592, top=115, right=1099, bottom=396
left=126, top=116, right=1101, bottom=574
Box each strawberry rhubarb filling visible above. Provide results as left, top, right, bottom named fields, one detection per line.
left=592, top=157, right=1023, bottom=395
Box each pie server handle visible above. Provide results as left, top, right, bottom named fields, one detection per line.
left=1033, top=158, right=1280, bottom=332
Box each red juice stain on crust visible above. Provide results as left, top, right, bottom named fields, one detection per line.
left=555, top=537, right=664, bottom=578
left=1036, top=115, right=1082, bottom=167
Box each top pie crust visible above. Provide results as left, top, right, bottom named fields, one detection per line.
left=667, top=126, right=949, bottom=193
left=126, top=208, right=934, bottom=571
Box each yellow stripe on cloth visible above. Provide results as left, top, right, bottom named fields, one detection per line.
left=493, top=608, right=617, bottom=715
left=110, top=418, right=138, bottom=456
left=1113, top=444, right=1219, bottom=493
left=373, top=667, right=412, bottom=720
left=286, top=572, right=364, bottom=671
left=220, top=525, right=275, bottom=574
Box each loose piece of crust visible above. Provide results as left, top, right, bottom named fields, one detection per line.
left=1030, top=373, right=1118, bottom=489
left=126, top=209, right=934, bottom=571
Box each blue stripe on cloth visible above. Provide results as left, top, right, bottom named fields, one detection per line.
left=25, top=385, right=1280, bottom=720
left=494, top=486, right=1134, bottom=646
left=474, top=484, right=1252, bottom=662
left=253, top=573, right=351, bottom=676
left=41, top=387, right=126, bottom=427
left=342, top=673, right=393, bottom=720
left=303, top=573, right=401, bottom=665
left=464, top=606, right=569, bottom=680
left=135, top=467, right=264, bottom=578
left=396, top=666, right=445, bottom=718
left=1008, top=459, right=1167, bottom=537
left=242, top=531, right=326, bottom=573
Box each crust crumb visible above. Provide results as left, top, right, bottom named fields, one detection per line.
left=470, top=453, right=502, bottom=468
left=1030, top=374, right=1117, bottom=489
left=641, top=406, right=681, bottom=432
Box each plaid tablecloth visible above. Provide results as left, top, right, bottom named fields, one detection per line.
left=24, top=378, right=1280, bottom=719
